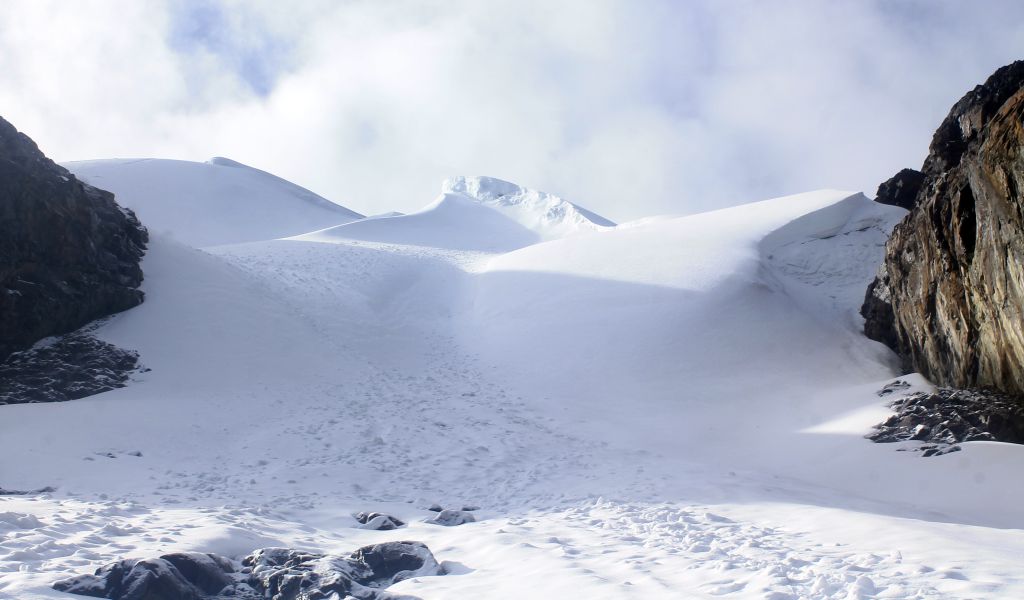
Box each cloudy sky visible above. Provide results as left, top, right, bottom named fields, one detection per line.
left=2, top=0, right=1022, bottom=221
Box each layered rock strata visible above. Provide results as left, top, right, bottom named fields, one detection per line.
left=863, top=61, right=1024, bottom=394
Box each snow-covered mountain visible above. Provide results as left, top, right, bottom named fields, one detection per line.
left=65, top=157, right=362, bottom=247
left=3, top=167, right=1024, bottom=599
left=442, top=175, right=614, bottom=237
left=294, top=175, right=613, bottom=252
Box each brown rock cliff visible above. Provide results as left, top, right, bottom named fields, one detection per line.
left=863, top=61, right=1024, bottom=394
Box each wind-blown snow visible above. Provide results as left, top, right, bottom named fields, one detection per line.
left=64, top=158, right=363, bottom=247
left=2, top=173, right=1023, bottom=599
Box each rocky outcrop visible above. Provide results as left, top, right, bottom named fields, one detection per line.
left=0, top=116, right=147, bottom=363
left=53, top=542, right=445, bottom=600
left=874, top=168, right=925, bottom=210
left=863, top=61, right=1024, bottom=394
left=868, top=381, right=1024, bottom=456
left=0, top=324, right=144, bottom=405
left=355, top=511, right=406, bottom=530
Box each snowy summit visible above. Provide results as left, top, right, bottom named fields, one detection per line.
left=442, top=175, right=615, bottom=238
left=294, top=175, right=613, bottom=252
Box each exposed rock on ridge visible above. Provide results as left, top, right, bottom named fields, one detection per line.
left=863, top=61, right=1024, bottom=394
left=874, top=168, right=924, bottom=210
left=0, top=116, right=147, bottom=362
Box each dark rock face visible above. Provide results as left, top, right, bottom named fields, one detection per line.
left=868, top=381, right=1024, bottom=456
left=863, top=61, right=1024, bottom=394
left=0, top=115, right=147, bottom=363
left=53, top=542, right=445, bottom=600
left=874, top=168, right=925, bottom=210
left=0, top=324, right=143, bottom=405
left=861, top=276, right=899, bottom=352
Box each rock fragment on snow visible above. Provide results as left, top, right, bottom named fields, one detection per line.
left=427, top=509, right=476, bottom=527
left=355, top=511, right=406, bottom=530
left=53, top=553, right=234, bottom=600
left=876, top=380, right=911, bottom=397
left=245, top=541, right=442, bottom=599
left=0, top=485, right=55, bottom=496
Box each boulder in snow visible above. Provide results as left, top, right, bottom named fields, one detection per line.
left=427, top=509, right=476, bottom=527
left=246, top=541, right=443, bottom=599
left=52, top=553, right=235, bottom=600
left=53, top=541, right=445, bottom=600
left=355, top=511, right=406, bottom=530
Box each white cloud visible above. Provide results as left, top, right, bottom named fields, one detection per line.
left=1, top=0, right=1022, bottom=221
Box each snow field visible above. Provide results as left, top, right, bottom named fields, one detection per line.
left=2, top=164, right=1024, bottom=598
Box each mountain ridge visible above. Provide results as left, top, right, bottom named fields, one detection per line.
left=65, top=157, right=362, bottom=247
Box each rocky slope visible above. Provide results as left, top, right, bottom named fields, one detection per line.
left=0, top=116, right=147, bottom=362
left=863, top=60, right=1024, bottom=394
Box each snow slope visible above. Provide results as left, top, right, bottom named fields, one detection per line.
left=65, top=157, right=363, bottom=247
left=2, top=178, right=1024, bottom=600
left=296, top=176, right=612, bottom=252
left=466, top=191, right=1024, bottom=522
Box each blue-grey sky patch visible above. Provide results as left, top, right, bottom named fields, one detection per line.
left=167, top=0, right=287, bottom=97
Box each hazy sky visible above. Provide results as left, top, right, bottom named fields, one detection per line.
left=2, top=0, right=1022, bottom=221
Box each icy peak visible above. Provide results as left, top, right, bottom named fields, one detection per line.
left=442, top=175, right=614, bottom=240
left=443, top=175, right=526, bottom=202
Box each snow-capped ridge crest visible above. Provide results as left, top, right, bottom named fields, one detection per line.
left=65, top=157, right=362, bottom=247
left=442, top=175, right=614, bottom=240
left=205, top=156, right=246, bottom=168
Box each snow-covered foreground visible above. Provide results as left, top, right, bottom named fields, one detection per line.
left=3, top=169, right=1024, bottom=599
